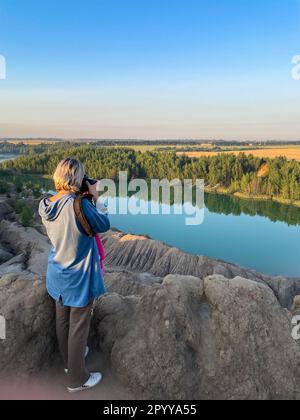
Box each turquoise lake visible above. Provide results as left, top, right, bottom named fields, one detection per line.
left=0, top=154, right=18, bottom=163
left=107, top=194, right=300, bottom=278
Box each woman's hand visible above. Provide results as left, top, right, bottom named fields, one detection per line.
left=87, top=181, right=99, bottom=203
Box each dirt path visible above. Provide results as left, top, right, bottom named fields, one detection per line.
left=0, top=348, right=135, bottom=400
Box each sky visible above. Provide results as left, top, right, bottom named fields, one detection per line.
left=0, top=0, right=299, bottom=140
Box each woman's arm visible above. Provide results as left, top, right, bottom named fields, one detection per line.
left=81, top=198, right=110, bottom=234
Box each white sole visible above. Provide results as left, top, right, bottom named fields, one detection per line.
left=67, top=373, right=103, bottom=393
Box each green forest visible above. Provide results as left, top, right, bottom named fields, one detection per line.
left=2, top=144, right=300, bottom=201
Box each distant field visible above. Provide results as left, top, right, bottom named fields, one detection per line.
left=114, top=144, right=213, bottom=152
left=4, top=141, right=300, bottom=160
left=7, top=140, right=56, bottom=145
left=178, top=148, right=300, bottom=162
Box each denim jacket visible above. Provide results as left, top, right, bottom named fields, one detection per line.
left=39, top=193, right=110, bottom=307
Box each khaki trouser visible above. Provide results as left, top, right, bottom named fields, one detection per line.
left=55, top=299, right=93, bottom=388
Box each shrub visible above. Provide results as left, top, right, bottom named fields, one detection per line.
left=0, top=180, right=9, bottom=194
left=12, top=200, right=34, bottom=227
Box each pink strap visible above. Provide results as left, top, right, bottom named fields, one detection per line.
left=95, top=234, right=105, bottom=275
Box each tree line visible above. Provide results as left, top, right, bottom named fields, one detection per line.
left=2, top=144, right=300, bottom=201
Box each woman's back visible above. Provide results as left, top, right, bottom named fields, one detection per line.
left=40, top=158, right=109, bottom=392
left=39, top=193, right=110, bottom=307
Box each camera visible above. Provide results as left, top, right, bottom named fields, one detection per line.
left=80, top=176, right=98, bottom=194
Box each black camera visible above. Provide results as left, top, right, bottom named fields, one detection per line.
left=80, top=176, right=98, bottom=194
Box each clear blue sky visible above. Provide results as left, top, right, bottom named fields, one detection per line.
left=0, top=0, right=299, bottom=140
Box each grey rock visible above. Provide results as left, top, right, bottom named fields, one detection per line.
left=0, top=275, right=55, bottom=375
left=291, top=296, right=300, bottom=316
left=93, top=273, right=300, bottom=400
left=104, top=270, right=161, bottom=297
left=0, top=201, right=14, bottom=222
left=0, top=220, right=49, bottom=276
left=0, top=247, right=14, bottom=264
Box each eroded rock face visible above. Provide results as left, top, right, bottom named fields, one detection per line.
left=291, top=296, right=300, bottom=316
left=93, top=274, right=300, bottom=400
left=0, top=274, right=55, bottom=375
left=0, top=220, right=49, bottom=277
left=0, top=200, right=15, bottom=222
left=0, top=215, right=55, bottom=375
left=103, top=231, right=300, bottom=309
left=103, top=232, right=264, bottom=280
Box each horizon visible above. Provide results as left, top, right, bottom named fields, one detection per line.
left=2, top=137, right=300, bottom=143
left=0, top=0, right=300, bottom=139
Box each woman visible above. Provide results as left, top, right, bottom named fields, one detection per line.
left=39, top=158, right=110, bottom=393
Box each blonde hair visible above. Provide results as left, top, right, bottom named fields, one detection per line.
left=53, top=158, right=85, bottom=192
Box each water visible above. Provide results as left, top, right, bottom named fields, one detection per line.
left=108, top=194, right=300, bottom=278
left=0, top=154, right=18, bottom=163
left=1, top=171, right=300, bottom=277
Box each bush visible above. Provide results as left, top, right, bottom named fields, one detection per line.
left=32, top=187, right=42, bottom=198
left=20, top=206, right=34, bottom=227
left=12, top=200, right=34, bottom=227
left=0, top=180, right=9, bottom=194
left=14, top=179, right=23, bottom=193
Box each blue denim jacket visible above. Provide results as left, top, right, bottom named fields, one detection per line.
left=39, top=193, right=110, bottom=308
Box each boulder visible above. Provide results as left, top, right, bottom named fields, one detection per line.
left=0, top=274, right=55, bottom=375
left=0, top=247, right=13, bottom=264
left=291, top=296, right=300, bottom=315
left=0, top=220, right=50, bottom=277
left=104, top=268, right=162, bottom=297
left=93, top=274, right=300, bottom=400
left=0, top=200, right=14, bottom=222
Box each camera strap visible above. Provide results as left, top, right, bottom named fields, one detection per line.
left=73, top=196, right=95, bottom=238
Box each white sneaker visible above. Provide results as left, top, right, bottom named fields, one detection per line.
left=64, top=346, right=90, bottom=374
left=67, top=372, right=103, bottom=393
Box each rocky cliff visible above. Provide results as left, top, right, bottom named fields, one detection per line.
left=1, top=197, right=300, bottom=400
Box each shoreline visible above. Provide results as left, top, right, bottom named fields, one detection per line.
left=1, top=167, right=300, bottom=210
left=204, top=186, right=300, bottom=208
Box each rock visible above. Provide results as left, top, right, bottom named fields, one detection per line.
left=0, top=200, right=15, bottom=222
left=93, top=274, right=300, bottom=400
left=0, top=220, right=50, bottom=277
left=292, top=296, right=300, bottom=315
left=105, top=269, right=162, bottom=297
left=0, top=247, right=13, bottom=264
left=103, top=231, right=300, bottom=309
left=0, top=275, right=56, bottom=375
left=268, top=278, right=300, bottom=310
left=0, top=253, right=25, bottom=277
left=103, top=231, right=267, bottom=281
